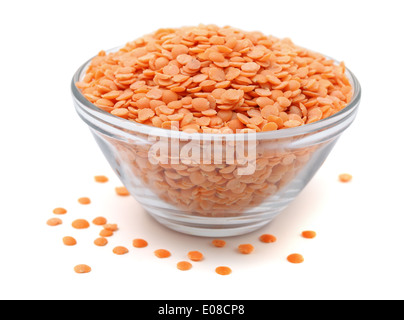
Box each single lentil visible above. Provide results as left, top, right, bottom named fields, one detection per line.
left=72, top=219, right=90, bottom=229
left=177, top=261, right=193, bottom=271
left=63, top=236, right=77, bottom=246
left=302, top=231, right=317, bottom=239
left=94, top=237, right=108, bottom=247
left=154, top=249, right=171, bottom=258
left=187, top=251, right=204, bottom=262
left=47, top=218, right=62, bottom=226
left=53, top=207, right=67, bottom=215
left=74, top=264, right=91, bottom=274
left=133, top=238, right=148, bottom=248
left=238, top=244, right=254, bottom=254
left=94, top=175, right=109, bottom=183
left=287, top=253, right=304, bottom=264
left=215, top=266, right=232, bottom=275
left=115, top=186, right=130, bottom=196
left=339, top=173, right=352, bottom=183
left=113, top=246, right=129, bottom=255
left=78, top=197, right=91, bottom=205
left=259, top=234, right=277, bottom=243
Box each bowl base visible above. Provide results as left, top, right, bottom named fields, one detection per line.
left=147, top=210, right=274, bottom=237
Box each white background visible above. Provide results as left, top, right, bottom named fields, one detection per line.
left=1, top=0, right=403, bottom=300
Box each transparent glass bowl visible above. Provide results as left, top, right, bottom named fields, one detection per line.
left=71, top=54, right=361, bottom=237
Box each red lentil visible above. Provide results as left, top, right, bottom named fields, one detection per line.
left=177, top=261, right=192, bottom=271
left=115, top=186, right=130, bottom=196
left=133, top=238, right=148, bottom=248
left=72, top=219, right=90, bottom=229
left=53, top=207, right=67, bottom=215
left=113, top=246, right=129, bottom=255
left=287, top=253, right=304, bottom=264
left=215, top=266, right=232, bottom=275
left=339, top=173, right=352, bottom=183
left=47, top=218, right=62, bottom=226
left=212, top=239, right=226, bottom=248
left=78, top=197, right=91, bottom=205
left=94, top=175, right=109, bottom=183
left=238, top=244, right=254, bottom=254
left=74, top=264, right=91, bottom=274
left=259, top=234, right=277, bottom=243
left=63, top=236, right=77, bottom=246
left=94, top=237, right=108, bottom=247
left=302, top=231, right=317, bottom=239
left=187, top=251, right=204, bottom=262
left=154, top=249, right=171, bottom=258
left=92, top=216, right=107, bottom=226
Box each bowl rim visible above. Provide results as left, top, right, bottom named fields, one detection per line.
left=71, top=46, right=361, bottom=141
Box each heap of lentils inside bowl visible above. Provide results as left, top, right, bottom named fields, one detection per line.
left=76, top=25, right=353, bottom=133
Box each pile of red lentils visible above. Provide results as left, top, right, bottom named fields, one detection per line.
left=76, top=24, right=352, bottom=134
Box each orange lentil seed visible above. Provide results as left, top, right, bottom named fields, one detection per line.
left=212, top=239, right=226, bottom=247
left=103, top=223, right=118, bottom=231
left=339, top=173, right=352, bottom=183
left=99, top=229, right=114, bottom=237
left=94, top=175, right=109, bottom=183
left=154, top=249, right=171, bottom=258
left=177, top=261, right=193, bottom=271
left=72, top=219, right=90, bottom=229
left=259, top=234, right=277, bottom=243
left=92, top=216, right=107, bottom=226
left=63, top=236, right=77, bottom=246
left=94, top=237, right=108, bottom=247
left=47, top=218, right=62, bottom=226
left=115, top=186, right=130, bottom=196
left=215, top=266, right=232, bottom=276
left=113, top=246, right=129, bottom=255
left=287, top=253, right=304, bottom=264
left=133, top=238, right=148, bottom=248
left=187, top=251, right=204, bottom=262
left=302, top=231, right=317, bottom=239
left=53, top=207, right=67, bottom=215
left=74, top=264, right=91, bottom=274
left=78, top=197, right=91, bottom=205
left=238, top=244, right=255, bottom=254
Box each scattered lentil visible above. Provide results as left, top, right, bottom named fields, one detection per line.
left=113, top=246, right=129, bottom=255
left=287, top=253, right=304, bottom=264
left=99, top=229, right=114, bottom=237
left=238, top=244, right=254, bottom=254
left=302, top=231, right=317, bottom=239
left=133, top=238, right=148, bottom=248
left=94, top=175, right=109, bottom=183
left=187, top=251, right=204, bottom=262
left=154, top=249, right=171, bottom=258
left=63, top=236, right=77, bottom=246
left=78, top=197, right=91, bottom=205
left=72, top=219, right=90, bottom=229
left=47, top=218, right=62, bottom=226
left=94, top=237, right=108, bottom=247
left=74, top=264, right=92, bottom=274
left=212, top=239, right=226, bottom=248
left=215, top=266, right=232, bottom=276
left=103, top=223, right=118, bottom=231
left=339, top=173, right=352, bottom=183
left=177, top=261, right=192, bottom=271
left=259, top=234, right=277, bottom=243
left=92, top=216, right=107, bottom=226
left=115, top=186, right=130, bottom=196
left=53, top=207, right=67, bottom=215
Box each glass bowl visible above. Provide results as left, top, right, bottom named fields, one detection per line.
left=71, top=52, right=361, bottom=237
